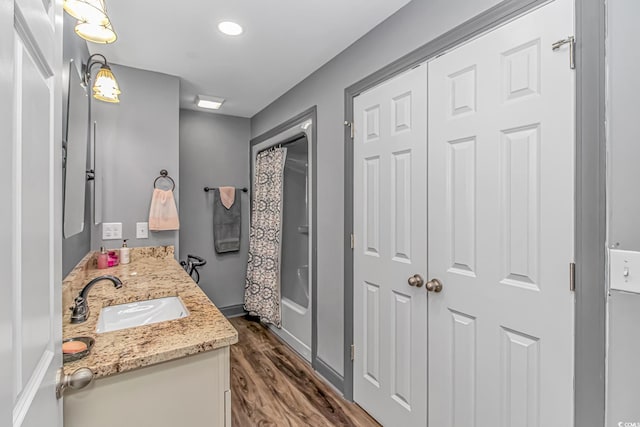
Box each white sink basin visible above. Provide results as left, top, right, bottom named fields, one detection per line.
left=96, top=296, right=189, bottom=333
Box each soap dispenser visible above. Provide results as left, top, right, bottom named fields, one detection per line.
left=97, top=246, right=109, bottom=269
left=120, top=239, right=130, bottom=265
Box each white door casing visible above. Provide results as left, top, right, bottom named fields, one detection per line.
left=427, top=1, right=575, bottom=426
left=8, top=0, right=64, bottom=426
left=353, top=64, right=428, bottom=426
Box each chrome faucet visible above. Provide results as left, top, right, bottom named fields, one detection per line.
left=70, top=275, right=123, bottom=324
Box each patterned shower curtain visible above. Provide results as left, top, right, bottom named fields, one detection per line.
left=244, top=147, right=288, bottom=327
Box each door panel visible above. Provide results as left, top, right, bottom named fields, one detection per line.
left=391, top=151, right=412, bottom=262
left=10, top=0, right=63, bottom=425
left=364, top=282, right=381, bottom=386
left=20, top=44, right=53, bottom=389
left=353, top=64, right=427, bottom=427
left=427, top=1, right=574, bottom=427
left=450, top=310, right=476, bottom=426
left=447, top=136, right=476, bottom=276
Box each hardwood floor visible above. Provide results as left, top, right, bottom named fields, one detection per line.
left=230, top=316, right=380, bottom=427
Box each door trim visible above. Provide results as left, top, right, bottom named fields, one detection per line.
left=343, top=2, right=606, bottom=425
left=573, top=0, right=606, bottom=425
left=0, top=0, right=13, bottom=417
left=249, top=106, right=321, bottom=378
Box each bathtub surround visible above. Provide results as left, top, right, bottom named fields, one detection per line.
left=278, top=136, right=311, bottom=356
left=179, top=110, right=251, bottom=309
left=90, top=64, right=180, bottom=252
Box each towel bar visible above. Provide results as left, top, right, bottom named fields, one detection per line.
left=204, top=187, right=248, bottom=193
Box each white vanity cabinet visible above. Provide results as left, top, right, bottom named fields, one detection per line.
left=64, top=346, right=231, bottom=427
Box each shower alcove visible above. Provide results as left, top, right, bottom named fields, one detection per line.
left=250, top=112, right=316, bottom=363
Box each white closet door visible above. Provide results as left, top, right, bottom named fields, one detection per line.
left=353, top=64, right=428, bottom=427
left=427, top=1, right=575, bottom=426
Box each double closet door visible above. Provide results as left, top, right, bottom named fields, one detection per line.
left=353, top=0, right=575, bottom=425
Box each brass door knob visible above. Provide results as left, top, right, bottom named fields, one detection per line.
left=408, top=274, right=424, bottom=287
left=426, top=278, right=443, bottom=293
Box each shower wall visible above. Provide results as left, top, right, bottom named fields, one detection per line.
left=281, top=137, right=309, bottom=310
left=275, top=136, right=311, bottom=359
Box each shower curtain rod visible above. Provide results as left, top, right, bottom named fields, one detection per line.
left=259, top=134, right=307, bottom=154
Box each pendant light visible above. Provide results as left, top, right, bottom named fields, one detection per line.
left=63, top=0, right=117, bottom=44
left=83, top=54, right=121, bottom=103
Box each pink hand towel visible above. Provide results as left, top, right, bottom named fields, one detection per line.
left=219, top=186, right=236, bottom=209
left=148, top=188, right=180, bottom=231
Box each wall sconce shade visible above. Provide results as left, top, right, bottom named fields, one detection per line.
left=83, top=54, right=121, bottom=103
left=92, top=66, right=120, bottom=103
left=63, top=0, right=117, bottom=44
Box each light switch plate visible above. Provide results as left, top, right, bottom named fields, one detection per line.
left=136, top=222, right=149, bottom=239
left=102, top=222, right=122, bottom=240
left=610, top=249, right=640, bottom=294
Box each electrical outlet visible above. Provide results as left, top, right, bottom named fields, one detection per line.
left=136, top=222, right=149, bottom=239
left=102, top=222, right=122, bottom=240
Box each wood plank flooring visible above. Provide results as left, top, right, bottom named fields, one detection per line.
left=230, top=316, right=380, bottom=427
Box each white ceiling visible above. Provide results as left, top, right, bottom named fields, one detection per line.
left=90, top=0, right=412, bottom=118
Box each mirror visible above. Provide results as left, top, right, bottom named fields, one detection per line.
left=63, top=60, right=89, bottom=238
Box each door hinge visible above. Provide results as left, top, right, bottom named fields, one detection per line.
left=569, top=262, right=576, bottom=292
left=344, top=120, right=354, bottom=139
left=350, top=344, right=355, bottom=361
left=350, top=233, right=355, bottom=249
left=552, top=36, right=575, bottom=70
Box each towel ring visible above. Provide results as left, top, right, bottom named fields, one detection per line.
left=154, top=169, right=175, bottom=191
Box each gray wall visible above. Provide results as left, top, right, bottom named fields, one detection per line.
left=179, top=110, right=250, bottom=308
left=606, top=0, right=640, bottom=424
left=607, top=0, right=640, bottom=250
left=62, top=13, right=91, bottom=276
left=607, top=292, right=640, bottom=425
left=251, top=0, right=502, bottom=376
left=90, top=64, right=180, bottom=253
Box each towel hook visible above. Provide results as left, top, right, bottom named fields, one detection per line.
left=154, top=169, right=175, bottom=191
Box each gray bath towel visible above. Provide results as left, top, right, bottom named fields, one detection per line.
left=213, top=188, right=241, bottom=253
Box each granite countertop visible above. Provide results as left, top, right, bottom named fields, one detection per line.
left=62, top=246, right=238, bottom=378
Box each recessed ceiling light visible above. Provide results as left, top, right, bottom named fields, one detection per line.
left=196, top=95, right=225, bottom=110
left=218, top=21, right=243, bottom=36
